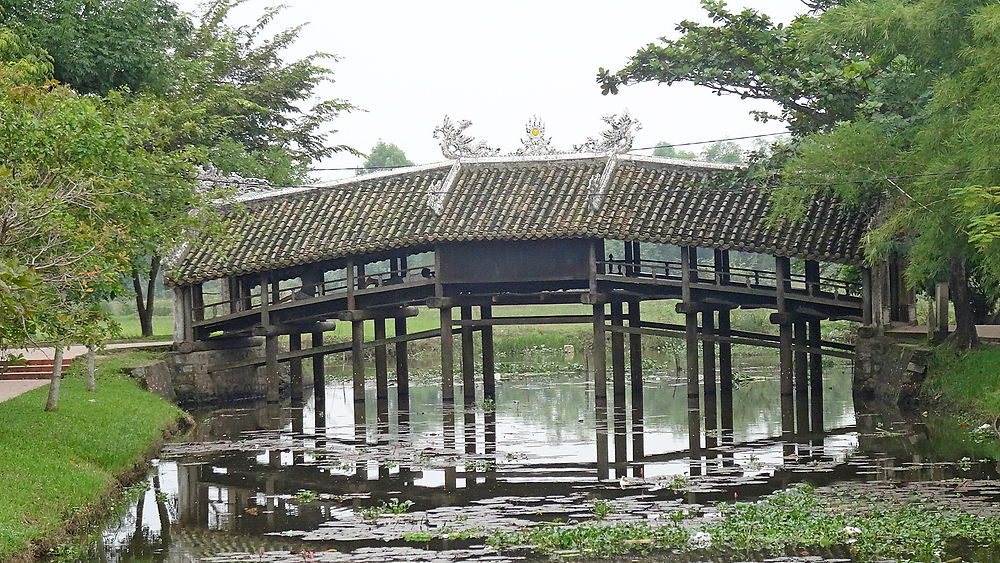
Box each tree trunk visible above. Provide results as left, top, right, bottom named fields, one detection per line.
left=44, top=344, right=64, bottom=411
left=132, top=255, right=161, bottom=337
left=86, top=342, right=96, bottom=392
left=945, top=255, right=980, bottom=350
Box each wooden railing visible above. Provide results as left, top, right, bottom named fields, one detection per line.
left=596, top=259, right=861, bottom=300
left=194, top=265, right=436, bottom=321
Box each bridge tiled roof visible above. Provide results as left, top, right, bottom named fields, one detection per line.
left=166, top=154, right=871, bottom=286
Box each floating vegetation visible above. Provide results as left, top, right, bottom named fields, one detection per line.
left=358, top=498, right=415, bottom=521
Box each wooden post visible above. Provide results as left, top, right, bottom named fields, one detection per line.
left=861, top=267, right=873, bottom=326
left=191, top=283, right=205, bottom=322
left=395, top=316, right=410, bottom=412
left=793, top=320, right=808, bottom=393
left=481, top=305, right=496, bottom=401
left=265, top=334, right=279, bottom=403
left=595, top=394, right=610, bottom=482
left=808, top=319, right=824, bottom=432
left=374, top=317, right=389, bottom=427
left=374, top=318, right=389, bottom=401
left=702, top=311, right=716, bottom=395
left=351, top=319, right=366, bottom=432
left=718, top=307, right=733, bottom=397
left=461, top=306, right=476, bottom=408
left=775, top=256, right=793, bottom=396
left=611, top=301, right=626, bottom=400
left=289, top=332, right=303, bottom=401
left=702, top=310, right=717, bottom=449
left=935, top=281, right=950, bottom=338
left=628, top=300, right=643, bottom=466
left=593, top=303, right=607, bottom=400
left=440, top=306, right=454, bottom=403
left=311, top=332, right=325, bottom=393
left=682, top=246, right=700, bottom=398
left=628, top=300, right=643, bottom=424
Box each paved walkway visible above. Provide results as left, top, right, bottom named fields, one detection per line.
left=886, top=324, right=1000, bottom=342
left=0, top=380, right=50, bottom=403
left=0, top=341, right=172, bottom=404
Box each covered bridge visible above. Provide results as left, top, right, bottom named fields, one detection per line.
left=164, top=151, right=906, bottom=416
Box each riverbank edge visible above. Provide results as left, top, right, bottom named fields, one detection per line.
left=921, top=345, right=1000, bottom=422
left=1, top=352, right=193, bottom=562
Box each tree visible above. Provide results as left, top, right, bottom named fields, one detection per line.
left=699, top=141, right=743, bottom=164
left=358, top=141, right=414, bottom=175
left=652, top=142, right=698, bottom=160
left=600, top=0, right=996, bottom=348
left=0, top=25, right=149, bottom=397
left=653, top=140, right=742, bottom=163
left=117, top=1, right=358, bottom=336
left=0, top=0, right=188, bottom=95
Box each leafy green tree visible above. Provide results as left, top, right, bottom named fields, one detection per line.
left=115, top=1, right=358, bottom=335
left=699, top=141, right=743, bottom=164
left=601, top=0, right=997, bottom=347
left=652, top=142, right=698, bottom=160
left=358, top=141, right=414, bottom=175
left=0, top=0, right=188, bottom=94
left=0, top=27, right=144, bottom=368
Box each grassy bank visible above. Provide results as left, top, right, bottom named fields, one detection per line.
left=0, top=351, right=186, bottom=561
left=925, top=346, right=1000, bottom=418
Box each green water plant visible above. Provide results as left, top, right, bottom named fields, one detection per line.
left=358, top=497, right=414, bottom=520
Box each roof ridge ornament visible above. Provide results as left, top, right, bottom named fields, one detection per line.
left=573, top=110, right=641, bottom=154
left=433, top=116, right=501, bottom=159
left=588, top=153, right=620, bottom=212
left=513, top=116, right=557, bottom=156
left=434, top=112, right=641, bottom=159
left=427, top=161, right=462, bottom=215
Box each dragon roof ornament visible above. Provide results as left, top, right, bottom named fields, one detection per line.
left=435, top=112, right=641, bottom=159
left=433, top=116, right=501, bottom=159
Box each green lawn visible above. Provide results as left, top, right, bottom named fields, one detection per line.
left=927, top=345, right=1000, bottom=417
left=0, top=351, right=185, bottom=560
left=110, top=314, right=173, bottom=340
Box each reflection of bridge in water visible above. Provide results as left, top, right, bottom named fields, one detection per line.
left=166, top=152, right=916, bottom=450
left=163, top=378, right=958, bottom=545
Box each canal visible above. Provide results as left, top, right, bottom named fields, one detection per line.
left=85, top=351, right=1000, bottom=562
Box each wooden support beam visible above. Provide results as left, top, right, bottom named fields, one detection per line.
left=374, top=318, right=388, bottom=403
left=337, top=307, right=419, bottom=321
left=440, top=307, right=455, bottom=403
left=718, top=308, right=733, bottom=397
left=311, top=331, right=325, bottom=398
left=592, top=302, right=607, bottom=400
left=453, top=314, right=593, bottom=326
left=702, top=310, right=716, bottom=396
left=461, top=306, right=476, bottom=407
left=265, top=333, right=279, bottom=403
left=251, top=321, right=337, bottom=336
left=481, top=305, right=496, bottom=401
left=808, top=319, right=824, bottom=432
left=606, top=324, right=855, bottom=359
left=793, top=320, right=808, bottom=394
left=682, top=246, right=700, bottom=398
left=351, top=319, right=366, bottom=430
left=611, top=301, right=626, bottom=402
left=775, top=256, right=793, bottom=396
left=628, top=300, right=642, bottom=415
left=861, top=267, right=873, bottom=325
left=395, top=316, right=409, bottom=408
left=289, top=332, right=303, bottom=401
left=174, top=336, right=263, bottom=353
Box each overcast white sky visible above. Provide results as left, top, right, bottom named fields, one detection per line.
left=175, top=0, right=808, bottom=183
